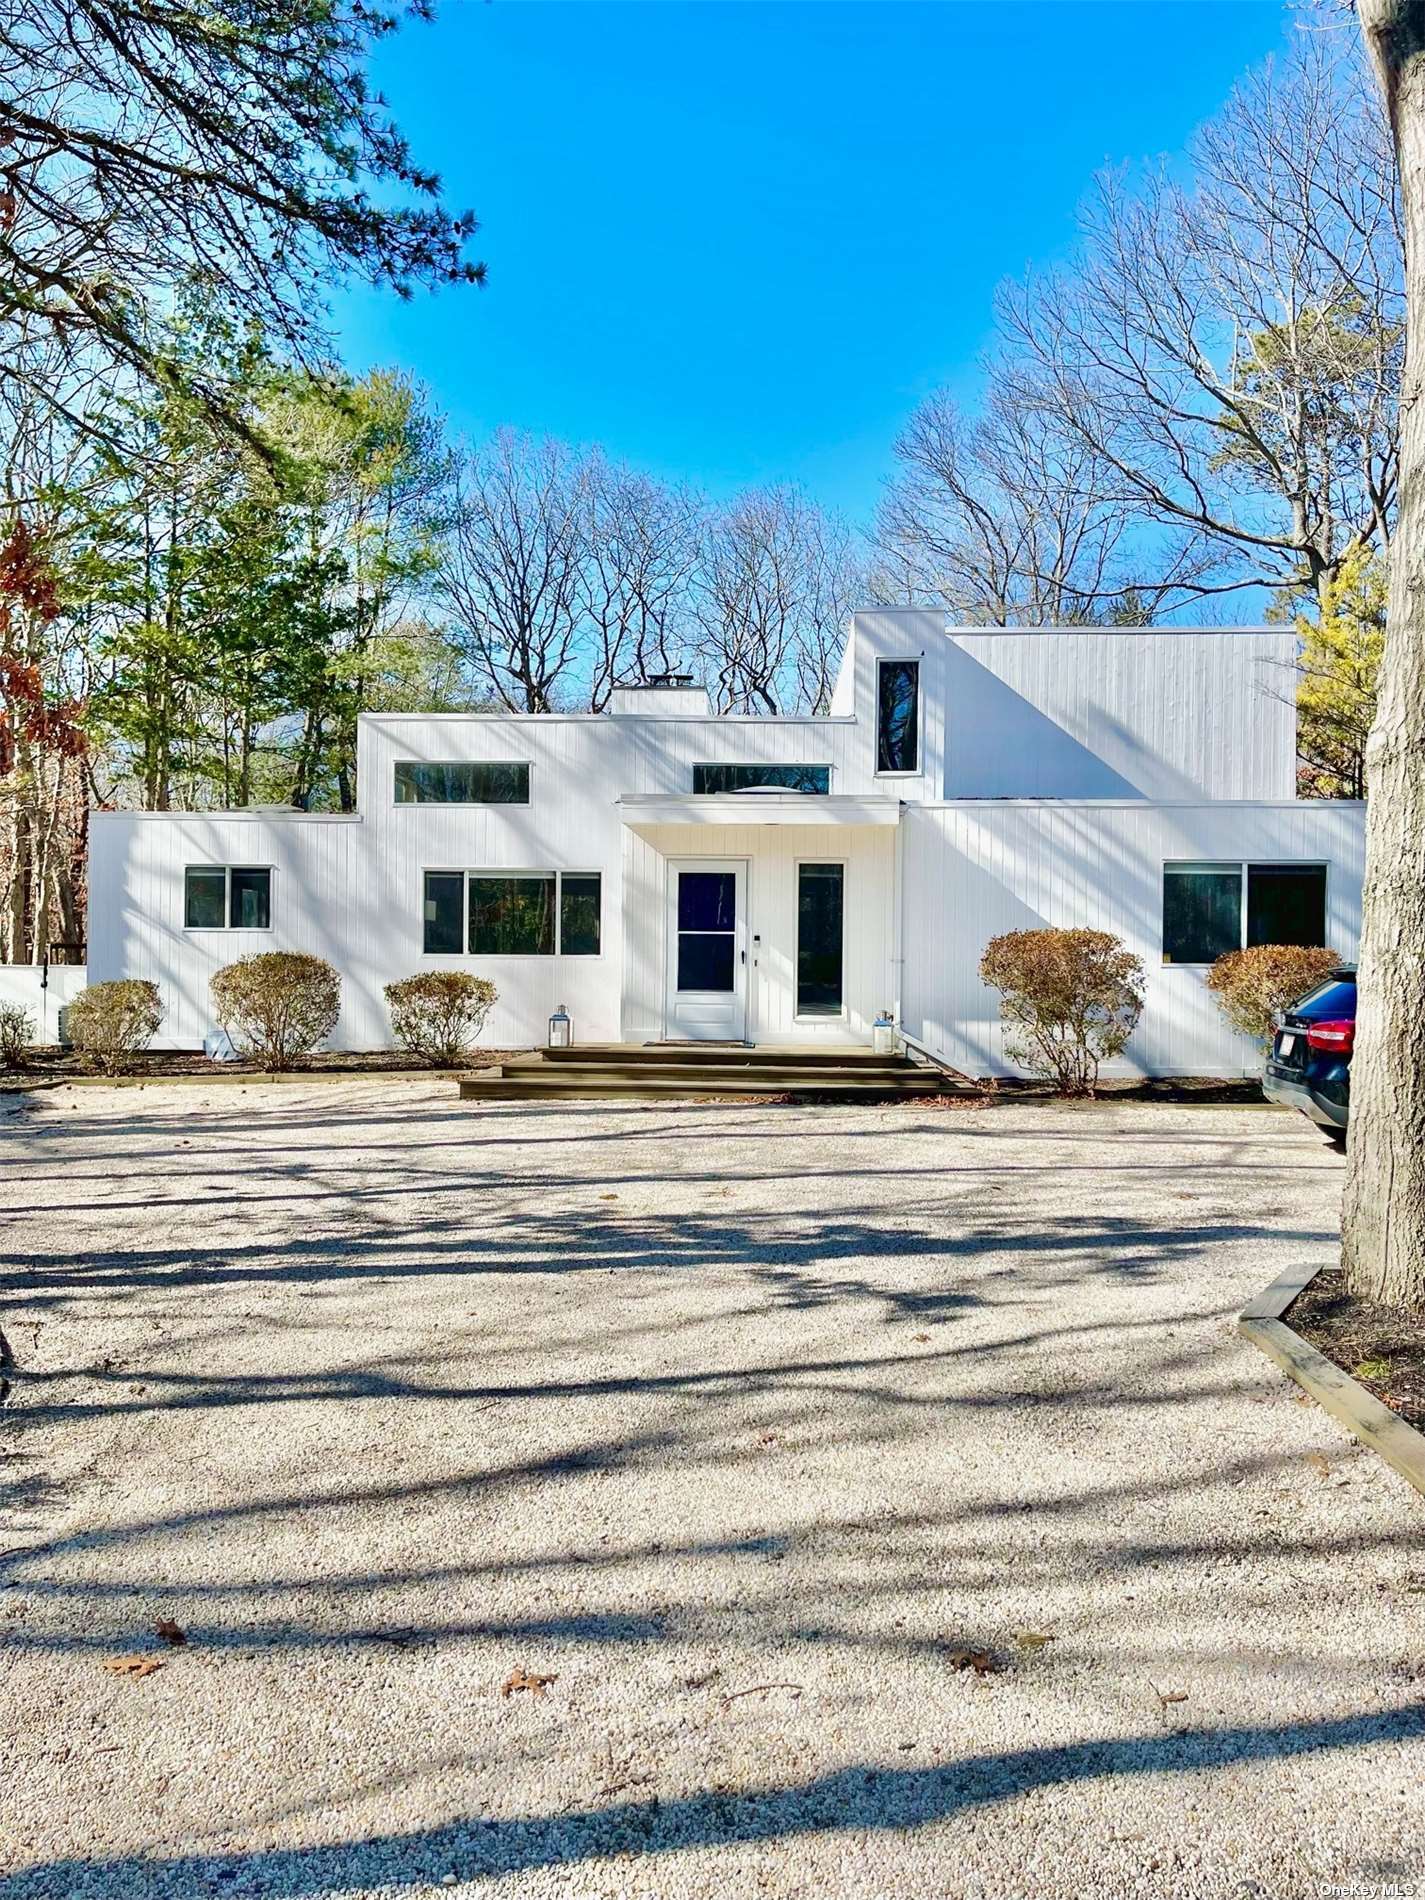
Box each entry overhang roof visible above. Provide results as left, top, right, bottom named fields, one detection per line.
left=617, top=793, right=901, bottom=827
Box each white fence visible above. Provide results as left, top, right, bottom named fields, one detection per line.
left=0, top=964, right=88, bottom=1045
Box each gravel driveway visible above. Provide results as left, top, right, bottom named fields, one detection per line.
left=2, top=1081, right=1422, bottom=1900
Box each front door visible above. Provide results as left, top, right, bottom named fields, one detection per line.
left=666, top=859, right=748, bottom=1041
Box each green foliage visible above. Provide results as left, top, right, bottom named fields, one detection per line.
left=68, top=980, right=165, bottom=1075
left=384, top=971, right=498, bottom=1066
left=1206, top=944, right=1342, bottom=1046
left=0, top=1003, right=34, bottom=1068
left=211, top=952, right=341, bottom=1071
left=76, top=320, right=461, bottom=815
left=3, top=0, right=481, bottom=445
left=1295, top=547, right=1385, bottom=799
left=979, top=927, right=1146, bottom=1097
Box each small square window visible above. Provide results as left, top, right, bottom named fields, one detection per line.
left=185, top=867, right=227, bottom=930
left=1247, top=864, right=1327, bottom=948
left=1163, top=863, right=1242, bottom=964
left=229, top=868, right=271, bottom=930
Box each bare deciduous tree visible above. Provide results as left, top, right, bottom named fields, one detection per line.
left=580, top=457, right=701, bottom=708
left=999, top=36, right=1402, bottom=613
left=692, top=487, right=865, bottom=715
left=877, top=383, right=1195, bottom=623
left=1341, top=0, right=1425, bottom=1310
left=439, top=432, right=589, bottom=713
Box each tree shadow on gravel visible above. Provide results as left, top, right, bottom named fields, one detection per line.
left=1, top=1706, right=1420, bottom=1899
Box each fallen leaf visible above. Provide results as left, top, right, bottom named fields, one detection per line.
left=103, top=1655, right=165, bottom=1679
left=501, top=1666, right=557, bottom=1699
left=599, top=1194, right=618, bottom=1202
left=154, top=1619, right=186, bottom=1646
left=912, top=1332, right=931, bottom=1343
left=1307, top=1452, right=1332, bottom=1478
left=1152, top=1684, right=1189, bottom=1707
left=944, top=1645, right=1001, bottom=1676
left=1014, top=1630, right=1055, bottom=1651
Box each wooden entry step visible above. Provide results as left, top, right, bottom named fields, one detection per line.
left=457, top=1043, right=948, bottom=1102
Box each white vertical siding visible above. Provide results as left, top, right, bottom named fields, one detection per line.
left=621, top=822, right=895, bottom=1044
left=85, top=617, right=1350, bottom=1064
left=900, top=801, right=1365, bottom=1078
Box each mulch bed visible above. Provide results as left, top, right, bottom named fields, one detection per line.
left=973, top=1076, right=1265, bottom=1106
left=4, top=1047, right=523, bottom=1081
left=1289, top=1267, right=1425, bottom=1432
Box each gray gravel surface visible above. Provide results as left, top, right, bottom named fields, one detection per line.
left=1, top=1080, right=1422, bottom=1900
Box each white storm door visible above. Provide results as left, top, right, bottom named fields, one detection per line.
left=666, top=859, right=748, bottom=1041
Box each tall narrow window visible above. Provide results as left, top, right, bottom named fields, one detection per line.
left=797, top=862, right=845, bottom=1016
left=559, top=874, right=602, bottom=956
left=423, top=872, right=465, bottom=955
left=876, top=659, right=920, bottom=773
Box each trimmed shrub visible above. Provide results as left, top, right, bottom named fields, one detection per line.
left=67, top=980, right=165, bottom=1075
left=979, top=927, right=1145, bottom=1097
left=211, top=952, right=340, bottom=1072
left=384, top=971, right=497, bottom=1066
left=1206, top=944, right=1341, bottom=1047
left=0, top=1003, right=34, bottom=1069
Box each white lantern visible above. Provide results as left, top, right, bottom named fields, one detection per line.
left=549, top=1002, right=572, bottom=1049
left=872, top=1009, right=895, bottom=1057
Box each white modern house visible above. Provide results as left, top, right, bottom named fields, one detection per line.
left=85, top=609, right=1366, bottom=1077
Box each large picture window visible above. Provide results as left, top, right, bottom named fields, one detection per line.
left=395, top=761, right=530, bottom=805
left=1162, top=862, right=1327, bottom=964
left=185, top=865, right=271, bottom=930
left=422, top=870, right=601, bottom=957
left=470, top=876, right=555, bottom=956
left=876, top=659, right=920, bottom=774
left=692, top=763, right=831, bottom=795
left=797, top=862, right=845, bottom=1016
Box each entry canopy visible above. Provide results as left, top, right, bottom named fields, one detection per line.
left=618, top=793, right=901, bottom=827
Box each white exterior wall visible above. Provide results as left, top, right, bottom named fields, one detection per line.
left=847, top=611, right=1296, bottom=800
left=899, top=800, right=1365, bottom=1078
left=87, top=812, right=371, bottom=1050
left=621, top=821, right=895, bottom=1044
left=84, top=615, right=1361, bottom=1067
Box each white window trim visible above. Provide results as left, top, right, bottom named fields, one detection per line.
left=421, top=868, right=604, bottom=959
left=873, top=656, right=923, bottom=779
left=1161, top=859, right=1330, bottom=967
left=393, top=760, right=533, bottom=808
left=183, top=864, right=274, bottom=932
left=793, top=856, right=848, bottom=1022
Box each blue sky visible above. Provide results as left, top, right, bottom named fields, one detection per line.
left=332, top=0, right=1294, bottom=525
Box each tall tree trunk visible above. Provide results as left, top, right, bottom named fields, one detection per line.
left=1343, top=1, right=1425, bottom=1309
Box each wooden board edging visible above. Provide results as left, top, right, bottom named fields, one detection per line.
left=1238, top=1261, right=1425, bottom=1502
left=2, top=1067, right=470, bottom=1091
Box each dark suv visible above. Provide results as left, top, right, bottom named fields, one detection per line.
left=1262, top=968, right=1356, bottom=1133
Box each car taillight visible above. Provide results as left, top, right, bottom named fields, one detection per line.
left=1306, top=1018, right=1355, bottom=1055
